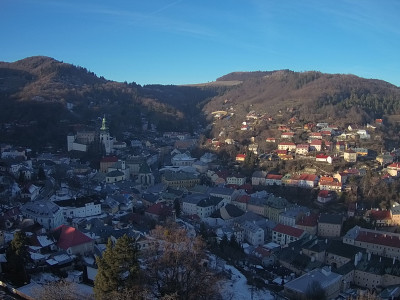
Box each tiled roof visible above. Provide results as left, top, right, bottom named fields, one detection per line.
left=369, top=210, right=391, bottom=220
left=273, top=223, right=304, bottom=238
left=53, top=225, right=92, bottom=250
left=266, top=174, right=283, bottom=180
left=100, top=156, right=119, bottom=163
left=355, top=230, right=400, bottom=249
left=296, top=214, right=318, bottom=227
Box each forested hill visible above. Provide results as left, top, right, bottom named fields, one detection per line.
left=204, top=70, right=400, bottom=126
left=1, top=56, right=400, bottom=150
left=0, top=56, right=215, bottom=149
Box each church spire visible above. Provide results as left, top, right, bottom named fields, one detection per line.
left=100, top=115, right=107, bottom=131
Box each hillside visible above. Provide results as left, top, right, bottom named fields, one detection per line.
left=0, top=56, right=213, bottom=149
left=204, top=70, right=400, bottom=125
left=1, top=57, right=400, bottom=151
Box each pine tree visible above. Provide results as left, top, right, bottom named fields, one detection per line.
left=94, top=235, right=140, bottom=300
left=6, top=231, right=30, bottom=286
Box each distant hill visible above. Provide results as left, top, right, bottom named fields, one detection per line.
left=1, top=56, right=400, bottom=151
left=0, top=56, right=214, bottom=149
left=204, top=70, right=400, bottom=126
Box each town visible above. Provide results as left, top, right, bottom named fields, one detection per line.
left=1, top=111, right=400, bottom=300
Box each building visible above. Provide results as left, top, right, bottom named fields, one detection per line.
left=52, top=225, right=94, bottom=255
left=171, top=152, right=196, bottom=166
left=279, top=206, right=310, bottom=227
left=318, top=213, right=343, bottom=237
left=55, top=196, right=102, bottom=219
left=21, top=200, right=64, bottom=230
left=295, top=144, right=309, bottom=155
left=226, top=173, right=246, bottom=186
left=265, top=174, right=283, bottom=186
left=251, top=171, right=267, bottom=186
left=100, top=156, right=119, bottom=173
left=99, top=116, right=114, bottom=155
left=161, top=171, right=200, bottom=189
left=343, top=226, right=400, bottom=259
left=272, top=223, right=306, bottom=246
left=283, top=267, right=342, bottom=300
left=241, top=221, right=265, bottom=246
left=387, top=163, right=400, bottom=177
left=265, top=195, right=291, bottom=222
left=344, top=149, right=357, bottom=163
left=278, top=142, right=296, bottom=152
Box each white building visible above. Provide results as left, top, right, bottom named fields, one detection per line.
left=21, top=200, right=64, bottom=230
left=241, top=221, right=264, bottom=246
left=55, top=197, right=102, bottom=219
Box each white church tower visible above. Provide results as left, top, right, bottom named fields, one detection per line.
left=99, top=116, right=113, bottom=155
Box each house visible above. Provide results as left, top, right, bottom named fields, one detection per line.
left=247, top=197, right=266, bottom=216
left=344, top=149, right=357, bottom=162
left=272, top=223, right=306, bottom=246
left=295, top=144, right=309, bottom=155
left=367, top=210, right=392, bottom=227
left=318, top=176, right=342, bottom=192
left=208, top=186, right=239, bottom=204
left=248, top=143, right=259, bottom=154
left=145, top=203, right=175, bottom=222
left=21, top=200, right=64, bottom=230
left=335, top=141, right=346, bottom=152
left=283, top=267, right=342, bottom=300
left=281, top=132, right=294, bottom=139
left=315, top=154, right=332, bottom=164
left=182, top=193, right=207, bottom=216
left=376, top=153, right=394, bottom=166
left=278, top=142, right=296, bottom=152
left=235, top=154, right=246, bottom=162
left=387, top=163, right=400, bottom=177
left=309, top=139, right=323, bottom=151
left=52, top=224, right=94, bottom=255
left=317, top=190, right=336, bottom=204
left=297, top=173, right=319, bottom=188
left=309, top=132, right=323, bottom=140
left=296, top=213, right=318, bottom=235
left=241, top=221, right=264, bottom=246
left=196, top=196, right=224, bottom=218
left=251, top=170, right=267, bottom=186
left=265, top=174, right=283, bottom=185
left=279, top=205, right=310, bottom=227
left=318, top=213, right=343, bottom=237
left=265, top=195, right=291, bottom=222
left=226, top=173, right=246, bottom=186
left=266, top=137, right=276, bottom=143
left=171, top=152, right=196, bottom=167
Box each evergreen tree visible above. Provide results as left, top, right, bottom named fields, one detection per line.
left=94, top=235, right=140, bottom=300
left=37, top=166, right=46, bottom=181
left=6, top=231, right=30, bottom=286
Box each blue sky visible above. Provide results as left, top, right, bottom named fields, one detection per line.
left=1, top=0, right=400, bottom=86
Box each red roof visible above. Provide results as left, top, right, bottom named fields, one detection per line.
left=388, top=163, right=400, bottom=169
left=236, top=195, right=251, bottom=203
left=299, top=174, right=318, bottom=181
left=316, top=154, right=329, bottom=159
left=100, top=156, right=119, bottom=163
left=273, top=223, right=304, bottom=238
left=266, top=174, right=283, bottom=180
left=318, top=190, right=331, bottom=197
left=278, top=142, right=296, bottom=146
left=370, top=210, right=392, bottom=221
left=296, top=214, right=318, bottom=227
left=309, top=132, right=322, bottom=137
left=53, top=225, right=92, bottom=250
left=236, top=154, right=246, bottom=159
left=355, top=230, right=400, bottom=249
left=310, top=140, right=322, bottom=145
left=146, top=203, right=173, bottom=217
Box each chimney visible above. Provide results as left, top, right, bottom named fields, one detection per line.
left=394, top=257, right=396, bottom=265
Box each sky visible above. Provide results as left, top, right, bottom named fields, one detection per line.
left=1, top=0, right=400, bottom=86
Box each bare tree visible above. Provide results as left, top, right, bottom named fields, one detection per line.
left=145, top=224, right=220, bottom=300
